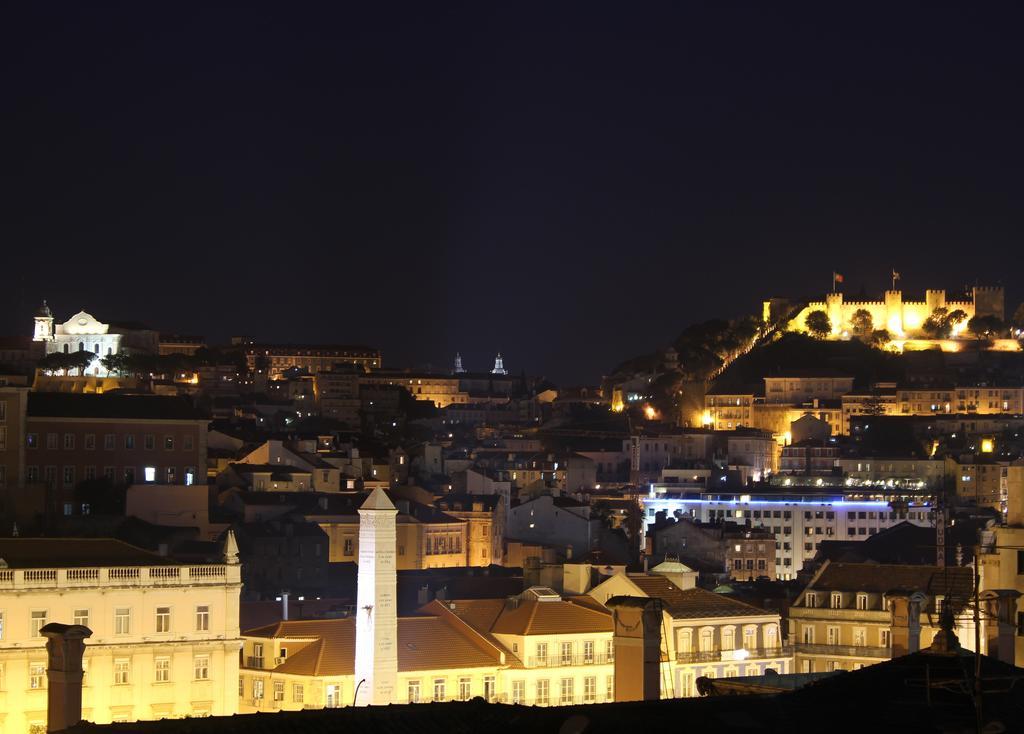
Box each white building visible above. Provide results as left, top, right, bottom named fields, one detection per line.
left=33, top=304, right=160, bottom=377
left=0, top=536, right=242, bottom=733
left=642, top=488, right=935, bottom=579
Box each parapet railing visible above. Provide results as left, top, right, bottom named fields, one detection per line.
left=675, top=646, right=792, bottom=664
left=0, top=564, right=238, bottom=588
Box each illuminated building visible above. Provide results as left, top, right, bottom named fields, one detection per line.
left=434, top=494, right=506, bottom=566
left=491, top=353, right=507, bottom=375
left=244, top=345, right=381, bottom=379
left=789, top=561, right=974, bottom=673
left=32, top=306, right=160, bottom=377
left=771, top=287, right=1004, bottom=339
left=642, top=488, right=935, bottom=579
left=0, top=536, right=241, bottom=732
left=589, top=573, right=787, bottom=695
left=359, top=370, right=470, bottom=408
left=979, top=472, right=1024, bottom=664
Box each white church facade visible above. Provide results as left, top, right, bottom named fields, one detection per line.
left=33, top=302, right=159, bottom=376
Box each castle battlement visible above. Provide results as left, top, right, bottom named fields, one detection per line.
left=777, top=285, right=1005, bottom=339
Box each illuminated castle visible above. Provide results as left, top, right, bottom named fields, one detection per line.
left=771, top=286, right=1004, bottom=339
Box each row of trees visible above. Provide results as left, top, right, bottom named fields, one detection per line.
left=37, top=347, right=249, bottom=377
left=805, top=306, right=1020, bottom=344
left=804, top=309, right=890, bottom=346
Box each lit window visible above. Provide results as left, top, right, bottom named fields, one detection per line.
left=194, top=655, right=209, bottom=680
left=155, top=657, right=170, bottom=682
left=144, top=466, right=156, bottom=482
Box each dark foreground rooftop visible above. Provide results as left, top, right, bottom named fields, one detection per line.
left=65, top=645, right=1024, bottom=734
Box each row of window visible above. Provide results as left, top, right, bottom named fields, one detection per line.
left=800, top=624, right=891, bottom=647
left=29, top=432, right=194, bottom=451
left=0, top=606, right=210, bottom=639
left=21, top=655, right=212, bottom=690
left=27, top=465, right=197, bottom=486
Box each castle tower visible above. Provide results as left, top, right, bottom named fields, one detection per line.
left=33, top=300, right=54, bottom=342
left=884, top=290, right=904, bottom=336
left=925, top=289, right=946, bottom=314
left=973, top=286, right=1005, bottom=320
left=453, top=353, right=466, bottom=374
left=354, top=488, right=398, bottom=706
left=825, top=293, right=843, bottom=335
left=491, top=353, right=507, bottom=375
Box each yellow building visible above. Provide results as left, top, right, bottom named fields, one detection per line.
left=434, top=494, right=506, bottom=566
left=588, top=572, right=787, bottom=697
left=946, top=456, right=1024, bottom=512
left=778, top=287, right=1002, bottom=340
left=314, top=502, right=470, bottom=569
left=0, top=537, right=242, bottom=733
left=789, top=560, right=973, bottom=674
left=239, top=588, right=616, bottom=709
left=360, top=372, right=470, bottom=409
left=979, top=478, right=1024, bottom=664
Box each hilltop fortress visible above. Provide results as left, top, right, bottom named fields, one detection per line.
left=766, top=286, right=1005, bottom=339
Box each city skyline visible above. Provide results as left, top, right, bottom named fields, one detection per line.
left=5, top=3, right=1024, bottom=382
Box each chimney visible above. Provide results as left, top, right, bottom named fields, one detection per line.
left=281, top=590, right=290, bottom=621
left=606, top=596, right=662, bottom=702
left=980, top=589, right=1022, bottom=664
left=41, top=623, right=92, bottom=732
left=887, top=591, right=924, bottom=657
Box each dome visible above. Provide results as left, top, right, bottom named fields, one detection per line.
left=36, top=300, right=52, bottom=318
left=651, top=559, right=695, bottom=574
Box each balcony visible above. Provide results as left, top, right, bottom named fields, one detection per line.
left=789, top=607, right=890, bottom=622
left=794, top=643, right=890, bottom=659
left=246, top=657, right=266, bottom=669
left=0, top=564, right=240, bottom=589
left=675, top=646, right=791, bottom=664
left=525, top=654, right=614, bottom=668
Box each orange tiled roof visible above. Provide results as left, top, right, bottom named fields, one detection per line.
left=244, top=615, right=503, bottom=676
left=626, top=575, right=769, bottom=619
left=492, top=599, right=612, bottom=635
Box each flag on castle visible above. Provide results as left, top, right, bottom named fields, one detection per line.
left=892, top=269, right=901, bottom=290
left=832, top=271, right=844, bottom=292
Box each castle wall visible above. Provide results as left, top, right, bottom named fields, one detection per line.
left=785, top=287, right=1003, bottom=338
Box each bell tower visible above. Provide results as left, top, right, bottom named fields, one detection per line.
left=33, top=300, right=54, bottom=342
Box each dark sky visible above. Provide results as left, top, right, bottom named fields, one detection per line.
left=3, top=2, right=1023, bottom=383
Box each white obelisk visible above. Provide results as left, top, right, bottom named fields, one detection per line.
left=354, top=487, right=398, bottom=706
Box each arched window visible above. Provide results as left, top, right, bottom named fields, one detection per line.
left=679, top=629, right=693, bottom=653
left=107, top=346, right=112, bottom=355
left=721, top=626, right=736, bottom=651
left=94, top=343, right=100, bottom=353
left=699, top=627, right=714, bottom=652
left=63, top=344, right=69, bottom=354
left=78, top=341, right=84, bottom=352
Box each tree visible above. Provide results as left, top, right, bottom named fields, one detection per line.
left=922, top=307, right=967, bottom=339
left=805, top=310, right=831, bottom=339
left=1013, top=303, right=1024, bottom=331
left=66, top=351, right=96, bottom=376
left=850, top=309, right=873, bottom=341
left=967, top=315, right=1004, bottom=339
left=869, top=329, right=891, bottom=348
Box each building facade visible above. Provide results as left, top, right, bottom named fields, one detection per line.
left=788, top=560, right=973, bottom=673
left=0, top=538, right=241, bottom=733
left=25, top=394, right=208, bottom=490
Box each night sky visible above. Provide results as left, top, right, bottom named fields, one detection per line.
left=3, top=3, right=1023, bottom=383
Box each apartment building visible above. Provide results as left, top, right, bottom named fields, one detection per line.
left=589, top=572, right=787, bottom=696
left=0, top=537, right=241, bottom=733
left=789, top=561, right=973, bottom=673
left=643, top=489, right=935, bottom=579
left=25, top=393, right=208, bottom=489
